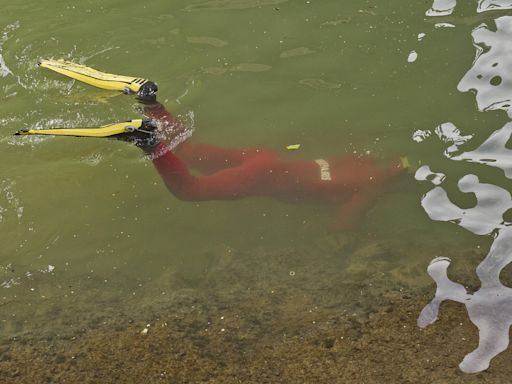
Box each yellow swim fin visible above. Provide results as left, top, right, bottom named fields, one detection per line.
left=15, top=119, right=144, bottom=138
left=39, top=59, right=158, bottom=101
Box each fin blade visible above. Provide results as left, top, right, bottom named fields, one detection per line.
left=15, top=119, right=143, bottom=138
left=39, top=59, right=147, bottom=93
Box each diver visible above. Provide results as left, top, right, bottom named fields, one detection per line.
left=16, top=60, right=406, bottom=228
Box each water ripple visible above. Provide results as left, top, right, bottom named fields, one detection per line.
left=452, top=122, right=512, bottom=178
left=183, top=0, right=288, bottom=11
left=427, top=0, right=512, bottom=15
left=458, top=17, right=512, bottom=118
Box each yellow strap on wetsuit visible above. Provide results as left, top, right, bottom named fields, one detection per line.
left=39, top=59, right=149, bottom=94
left=15, top=119, right=143, bottom=138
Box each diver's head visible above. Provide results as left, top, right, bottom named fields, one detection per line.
left=136, top=81, right=158, bottom=103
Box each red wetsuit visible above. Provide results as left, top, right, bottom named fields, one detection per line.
left=145, top=103, right=404, bottom=227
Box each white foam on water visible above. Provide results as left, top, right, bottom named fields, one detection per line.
left=407, top=50, right=418, bottom=63
left=0, top=21, right=20, bottom=77
left=158, top=110, right=195, bottom=151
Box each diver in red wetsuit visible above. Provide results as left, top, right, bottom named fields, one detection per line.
left=136, top=102, right=405, bottom=228
left=18, top=59, right=405, bottom=228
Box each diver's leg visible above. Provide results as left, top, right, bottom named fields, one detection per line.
left=175, top=143, right=266, bottom=174
left=142, top=102, right=264, bottom=174
left=336, top=192, right=379, bottom=229
left=150, top=143, right=268, bottom=201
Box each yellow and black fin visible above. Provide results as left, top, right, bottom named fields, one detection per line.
left=38, top=59, right=157, bottom=101
left=15, top=119, right=144, bottom=138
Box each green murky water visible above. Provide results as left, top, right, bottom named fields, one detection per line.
left=2, top=0, right=512, bottom=376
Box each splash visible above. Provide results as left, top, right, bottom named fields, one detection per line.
left=0, top=21, right=20, bottom=77
left=154, top=110, right=195, bottom=152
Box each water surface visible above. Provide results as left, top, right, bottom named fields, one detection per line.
left=1, top=0, right=512, bottom=379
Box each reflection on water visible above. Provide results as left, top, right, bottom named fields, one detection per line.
left=182, top=0, right=288, bottom=11
left=418, top=232, right=512, bottom=374
left=426, top=0, right=456, bottom=17
left=418, top=11, right=512, bottom=373
left=414, top=165, right=445, bottom=185
left=427, top=0, right=512, bottom=15
left=420, top=174, right=512, bottom=235
left=477, top=0, right=512, bottom=13
left=452, top=122, right=512, bottom=178
left=458, top=17, right=512, bottom=117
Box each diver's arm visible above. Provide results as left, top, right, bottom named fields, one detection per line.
left=151, top=144, right=255, bottom=201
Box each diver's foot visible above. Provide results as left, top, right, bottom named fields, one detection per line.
left=135, top=81, right=158, bottom=103
left=113, top=119, right=160, bottom=151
